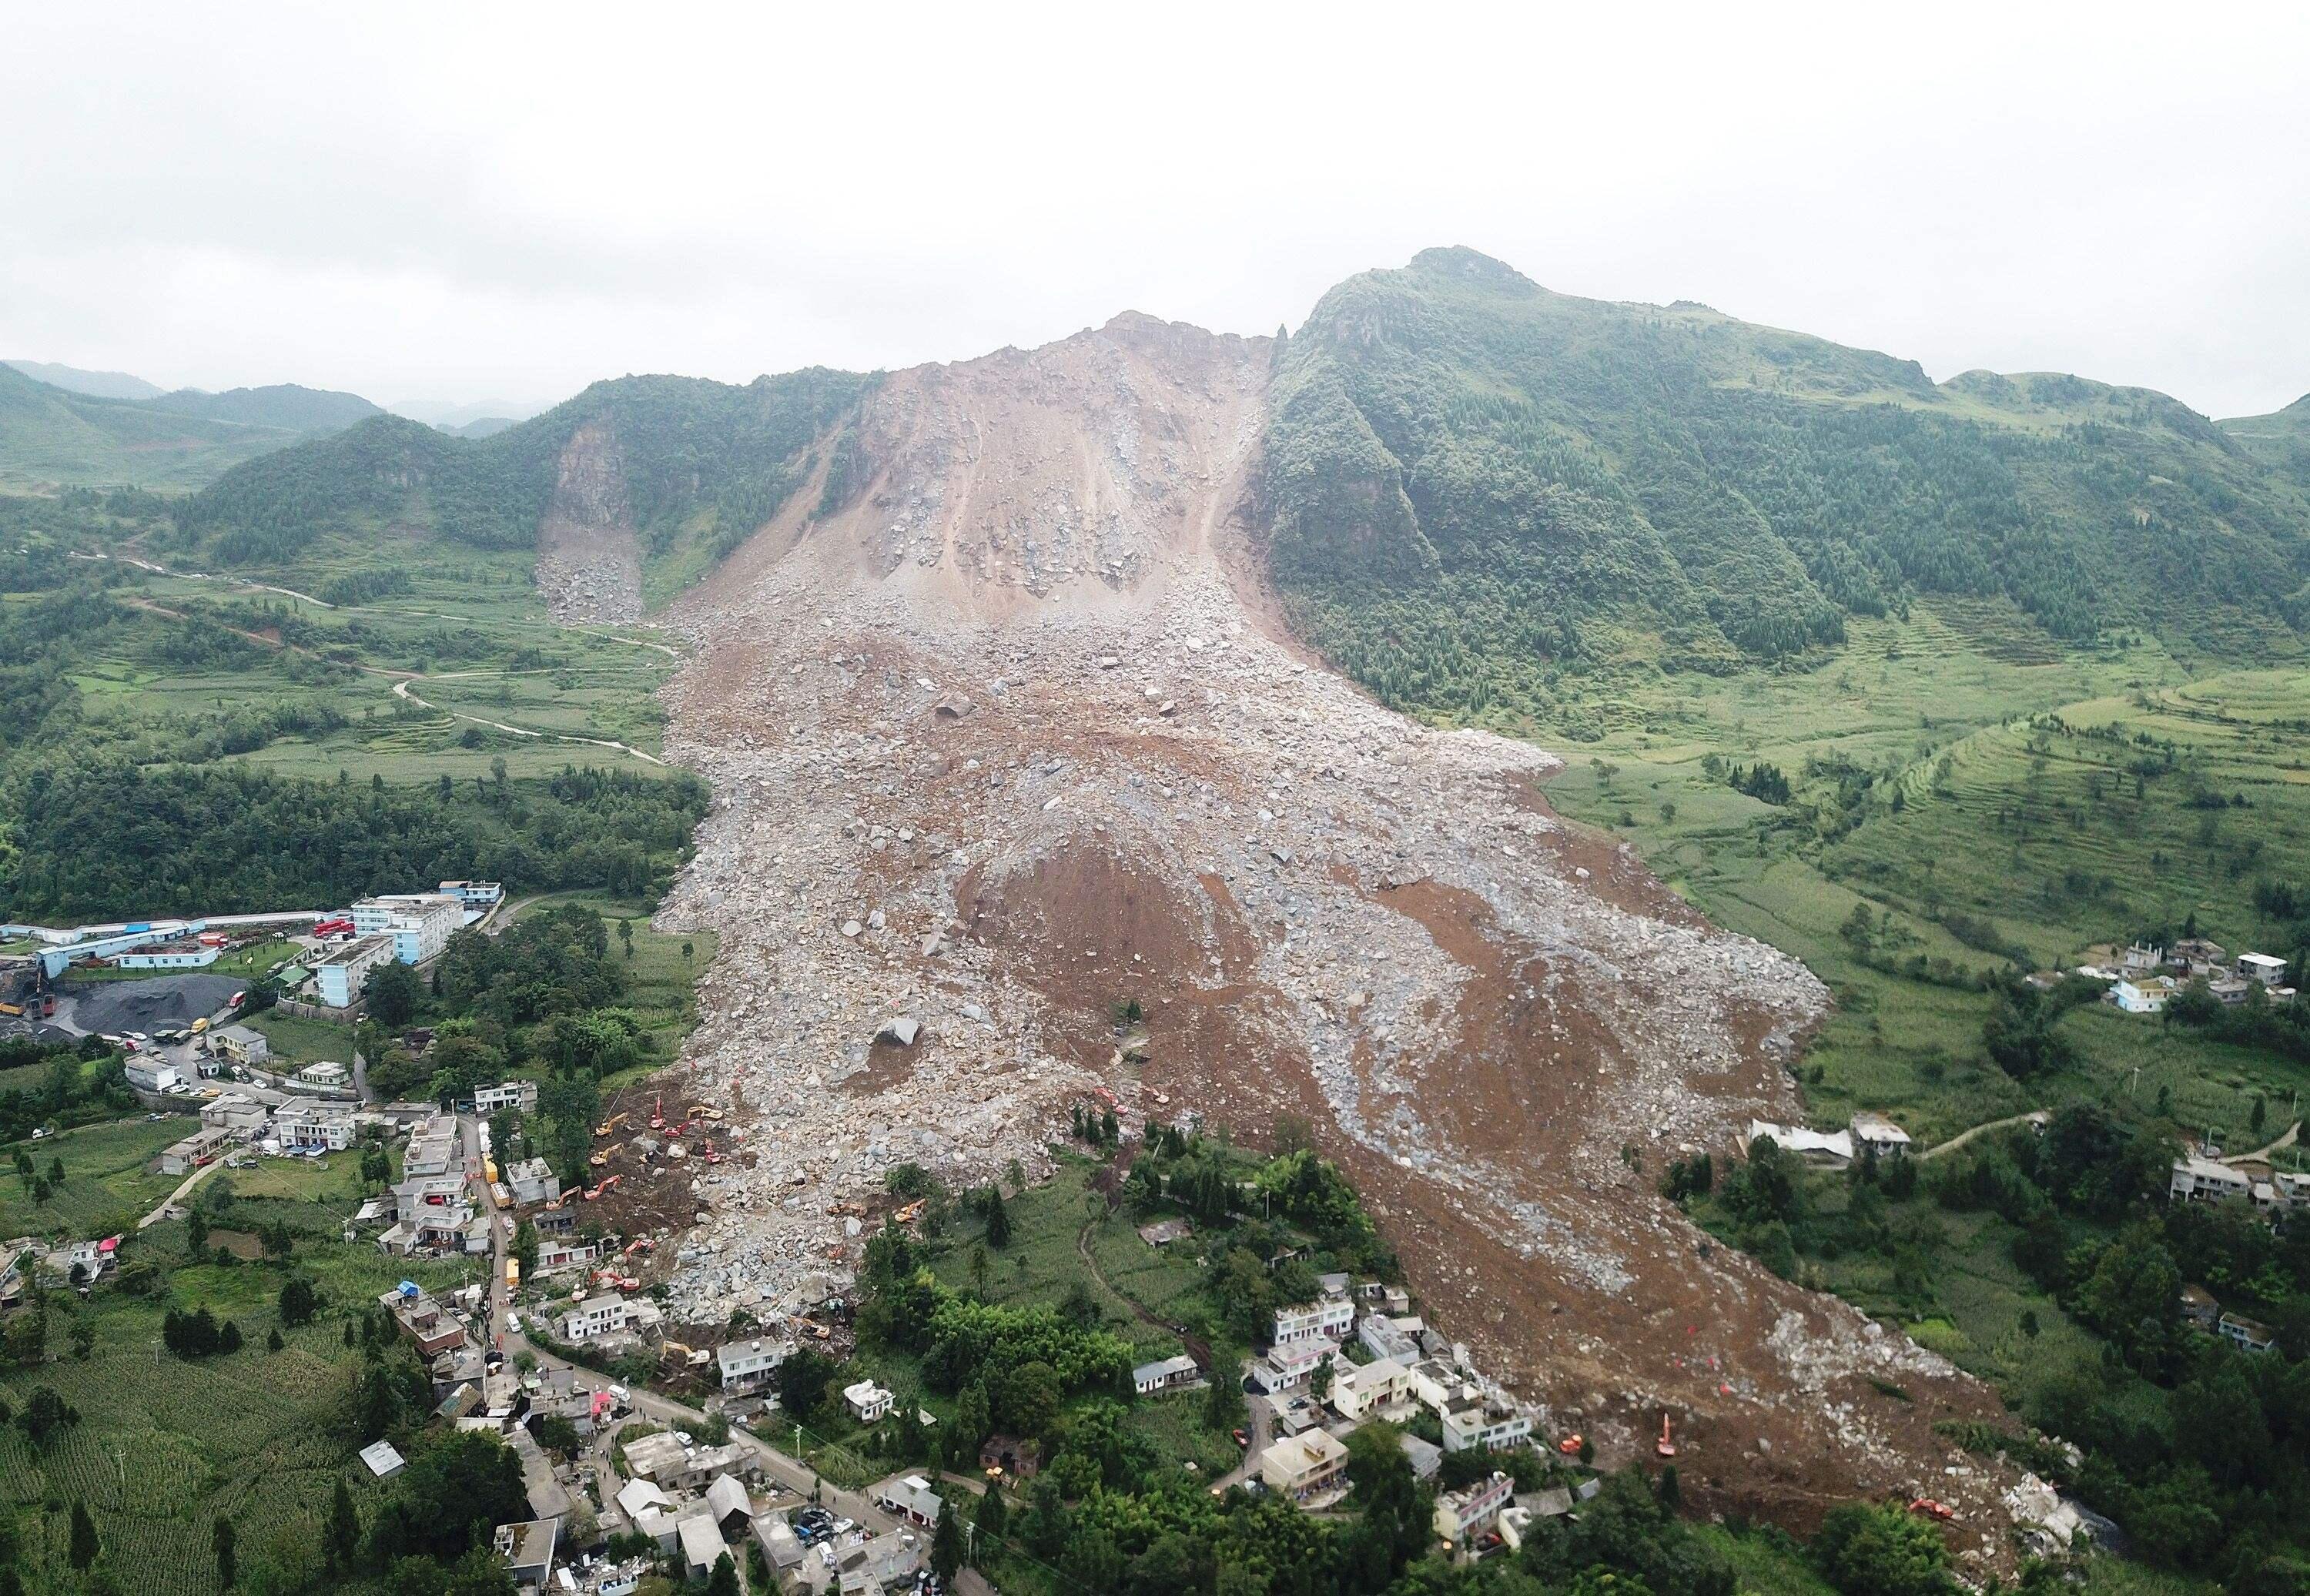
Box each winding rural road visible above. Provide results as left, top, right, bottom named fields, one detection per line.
left=1920, top=1108, right=2052, bottom=1161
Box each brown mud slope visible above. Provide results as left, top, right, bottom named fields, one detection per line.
left=648, top=313, right=2027, bottom=1563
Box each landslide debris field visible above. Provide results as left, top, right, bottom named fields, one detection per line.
left=637, top=313, right=2026, bottom=1549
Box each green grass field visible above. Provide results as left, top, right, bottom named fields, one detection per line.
left=1537, top=604, right=2310, bottom=1147
left=245, top=1010, right=357, bottom=1071
left=0, top=1116, right=189, bottom=1239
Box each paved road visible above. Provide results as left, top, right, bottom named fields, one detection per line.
left=459, top=1116, right=908, bottom=1563
left=138, top=1155, right=226, bottom=1228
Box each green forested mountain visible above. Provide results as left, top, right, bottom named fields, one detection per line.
left=143, top=381, right=380, bottom=432
left=1263, top=248, right=2310, bottom=711
left=175, top=366, right=875, bottom=572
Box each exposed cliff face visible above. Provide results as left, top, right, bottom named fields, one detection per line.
left=648, top=313, right=2024, bottom=1556
left=535, top=419, right=642, bottom=624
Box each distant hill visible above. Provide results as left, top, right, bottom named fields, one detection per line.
left=444, top=416, right=517, bottom=439
left=1261, top=248, right=2310, bottom=702
left=176, top=368, right=875, bottom=571
left=4, top=359, right=166, bottom=401
left=145, top=383, right=381, bottom=433
left=0, top=366, right=383, bottom=490
left=0, top=363, right=303, bottom=491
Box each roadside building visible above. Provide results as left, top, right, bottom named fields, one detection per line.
left=1259, top=1430, right=1350, bottom=1503
left=200, top=1093, right=268, bottom=1135
left=872, top=1474, right=943, bottom=1527
left=112, top=939, right=220, bottom=970
left=276, top=1102, right=356, bottom=1152
left=751, top=1514, right=805, bottom=1580
left=717, top=1336, right=791, bottom=1392
left=2240, top=952, right=2291, bottom=986
left=377, top=1283, right=468, bottom=1357
left=210, top=1025, right=270, bottom=1068
left=293, top=1061, right=350, bottom=1091
left=491, top=1519, right=559, bottom=1594
left=535, top=1236, right=598, bottom=1274
left=160, top=1126, right=233, bottom=1175
left=402, top=1116, right=460, bottom=1178
left=505, top=1157, right=558, bottom=1205
left=474, top=1079, right=539, bottom=1114
left=563, top=1293, right=631, bottom=1341
left=1250, top=1340, right=1331, bottom=1395
left=125, top=1059, right=184, bottom=1094
left=312, top=934, right=396, bottom=1009
left=438, top=879, right=504, bottom=910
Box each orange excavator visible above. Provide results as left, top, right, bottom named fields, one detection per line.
left=648, top=1094, right=665, bottom=1131
left=1656, top=1415, right=1678, bottom=1458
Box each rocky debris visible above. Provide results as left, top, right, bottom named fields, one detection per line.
left=640, top=312, right=2025, bottom=1553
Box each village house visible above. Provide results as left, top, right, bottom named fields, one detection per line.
left=1136, top=1216, right=1192, bottom=1247
left=621, top=1433, right=689, bottom=1485
left=677, top=1515, right=731, bottom=1584
left=492, top=1519, right=559, bottom=1594
left=2171, top=936, right=2228, bottom=973
left=293, top=1060, right=350, bottom=1091
left=351, top=893, right=464, bottom=965
left=312, top=934, right=395, bottom=1009
left=1331, top=1354, right=1418, bottom=1422
left=2219, top=1312, right=2277, bottom=1354
left=2170, top=1155, right=2252, bottom=1205
left=1250, top=1340, right=1331, bottom=1395
left=1271, top=1288, right=1355, bottom=1349
left=1850, top=1112, right=1913, bottom=1159
left=1435, top=1470, right=1516, bottom=1546
left=1259, top=1430, right=1350, bottom=1504
left=844, top=1378, right=896, bottom=1424
left=2240, top=952, right=2290, bottom=986
left=716, top=1336, right=791, bottom=1392
left=377, top=1284, right=467, bottom=1357
left=1399, top=1433, right=1444, bottom=1481
left=1442, top=1394, right=1534, bottom=1454
left=1359, top=1312, right=1423, bottom=1364
left=2114, top=975, right=2176, bottom=1015
left=402, top=1116, right=460, bottom=1179
left=1132, top=1353, right=1201, bottom=1397
left=2179, top=1284, right=2221, bottom=1327
left=2122, top=942, right=2166, bottom=975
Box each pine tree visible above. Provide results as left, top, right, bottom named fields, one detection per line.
left=973, top=1476, right=1008, bottom=1553
left=984, top=1188, right=1012, bottom=1249
left=213, top=1517, right=237, bottom=1589
left=705, top=1553, right=740, bottom=1596
left=930, top=1503, right=965, bottom=1579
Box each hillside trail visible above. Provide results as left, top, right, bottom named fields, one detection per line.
left=115, top=593, right=665, bottom=767
left=1920, top=1107, right=2052, bottom=1161
left=640, top=312, right=2034, bottom=1563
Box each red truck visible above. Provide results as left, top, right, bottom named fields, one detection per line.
left=311, top=917, right=355, bottom=939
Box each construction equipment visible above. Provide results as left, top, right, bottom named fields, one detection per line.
left=0, top=1002, right=22, bottom=1018
left=1907, top=1497, right=1957, bottom=1523
left=648, top=1094, right=665, bottom=1130
left=583, top=1174, right=622, bottom=1202
left=594, top=1112, right=628, bottom=1139
left=892, top=1200, right=925, bottom=1224
left=588, top=1152, right=610, bottom=1168
left=1656, top=1415, right=1678, bottom=1458
left=1556, top=1434, right=1585, bottom=1456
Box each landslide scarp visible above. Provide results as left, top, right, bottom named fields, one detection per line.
left=650, top=309, right=2028, bottom=1554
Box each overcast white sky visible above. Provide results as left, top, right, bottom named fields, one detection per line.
left=7, top=2, right=2308, bottom=419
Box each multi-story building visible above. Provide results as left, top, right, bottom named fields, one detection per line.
left=505, top=1157, right=559, bottom=1206
left=2170, top=1155, right=2252, bottom=1205
left=1259, top=1430, right=1349, bottom=1503
left=1434, top=1471, right=1516, bottom=1544
left=1330, top=1354, right=1416, bottom=1421
left=1441, top=1395, right=1534, bottom=1454
left=438, top=880, right=504, bottom=910
left=1272, top=1289, right=1355, bottom=1350
left=564, top=1294, right=633, bottom=1341
left=716, top=1337, right=792, bottom=1392
left=474, top=1079, right=539, bottom=1114
left=313, top=934, right=397, bottom=1009
left=276, top=1103, right=357, bottom=1152
left=351, top=894, right=464, bottom=965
